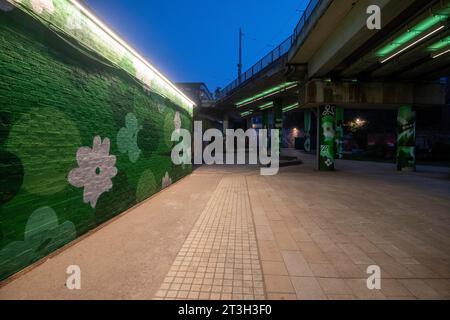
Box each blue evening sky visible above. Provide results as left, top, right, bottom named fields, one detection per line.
left=85, top=0, right=309, bottom=92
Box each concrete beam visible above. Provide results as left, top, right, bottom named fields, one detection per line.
left=301, top=0, right=416, bottom=77
left=289, top=0, right=345, bottom=64
left=298, top=80, right=447, bottom=108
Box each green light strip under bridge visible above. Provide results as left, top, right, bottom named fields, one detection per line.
left=240, top=110, right=254, bottom=118
left=258, top=102, right=274, bottom=111
left=376, top=14, right=448, bottom=58
left=236, top=82, right=298, bottom=108
left=282, top=103, right=299, bottom=113
left=428, top=35, right=450, bottom=51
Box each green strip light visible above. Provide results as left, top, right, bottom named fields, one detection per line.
left=258, top=102, right=274, bottom=110
left=282, top=103, right=299, bottom=113
left=236, top=82, right=298, bottom=108
left=377, top=14, right=448, bottom=58
left=240, top=110, right=254, bottom=117
left=428, top=35, right=450, bottom=51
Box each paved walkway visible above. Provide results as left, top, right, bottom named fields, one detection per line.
left=1, top=154, right=450, bottom=300
left=155, top=177, right=264, bottom=300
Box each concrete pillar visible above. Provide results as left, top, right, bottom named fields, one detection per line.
left=246, top=117, right=252, bottom=130
left=317, top=105, right=336, bottom=171
left=258, top=111, right=270, bottom=153
left=396, top=106, right=416, bottom=172
left=274, top=99, right=283, bottom=150
left=223, top=114, right=229, bottom=134
left=262, top=110, right=269, bottom=130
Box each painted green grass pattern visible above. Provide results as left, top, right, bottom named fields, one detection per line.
left=0, top=7, right=192, bottom=280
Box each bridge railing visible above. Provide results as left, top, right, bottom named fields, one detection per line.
left=217, top=0, right=321, bottom=101
left=293, top=0, right=320, bottom=40
left=217, top=36, right=293, bottom=99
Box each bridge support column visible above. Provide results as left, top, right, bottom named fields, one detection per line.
left=262, top=110, right=269, bottom=130
left=246, top=117, right=252, bottom=130
left=396, top=106, right=416, bottom=172
left=274, top=99, right=283, bottom=150
left=223, top=114, right=229, bottom=134
left=259, top=110, right=271, bottom=153
left=317, top=105, right=336, bottom=171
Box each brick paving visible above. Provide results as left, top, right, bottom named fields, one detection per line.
left=1, top=154, right=449, bottom=300
left=154, top=177, right=265, bottom=300
left=245, top=155, right=450, bottom=300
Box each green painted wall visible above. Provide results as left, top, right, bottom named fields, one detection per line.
left=0, top=5, right=192, bottom=280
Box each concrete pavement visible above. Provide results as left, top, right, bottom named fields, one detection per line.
left=1, top=154, right=449, bottom=300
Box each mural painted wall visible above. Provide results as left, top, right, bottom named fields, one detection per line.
left=335, top=108, right=344, bottom=160
left=0, top=1, right=193, bottom=280
left=318, top=105, right=336, bottom=171
left=304, top=110, right=312, bottom=152
left=397, top=106, right=416, bottom=171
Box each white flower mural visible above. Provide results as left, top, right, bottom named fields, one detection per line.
left=68, top=136, right=118, bottom=208
left=30, top=0, right=55, bottom=14
left=162, top=172, right=172, bottom=189
left=0, top=0, right=14, bottom=12
left=174, top=112, right=181, bottom=134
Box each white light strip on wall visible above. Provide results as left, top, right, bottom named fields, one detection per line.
left=69, top=0, right=195, bottom=107
left=381, top=25, right=445, bottom=64
left=432, top=48, right=450, bottom=58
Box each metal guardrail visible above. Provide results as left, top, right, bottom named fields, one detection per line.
left=293, top=0, right=320, bottom=40
left=217, top=0, right=320, bottom=100
left=218, top=37, right=293, bottom=99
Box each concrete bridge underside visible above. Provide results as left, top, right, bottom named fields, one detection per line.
left=216, top=0, right=450, bottom=120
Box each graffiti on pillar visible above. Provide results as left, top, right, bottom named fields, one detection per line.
left=304, top=110, right=312, bottom=152
left=335, top=108, right=344, bottom=159
left=397, top=106, right=416, bottom=171
left=319, top=105, right=336, bottom=171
